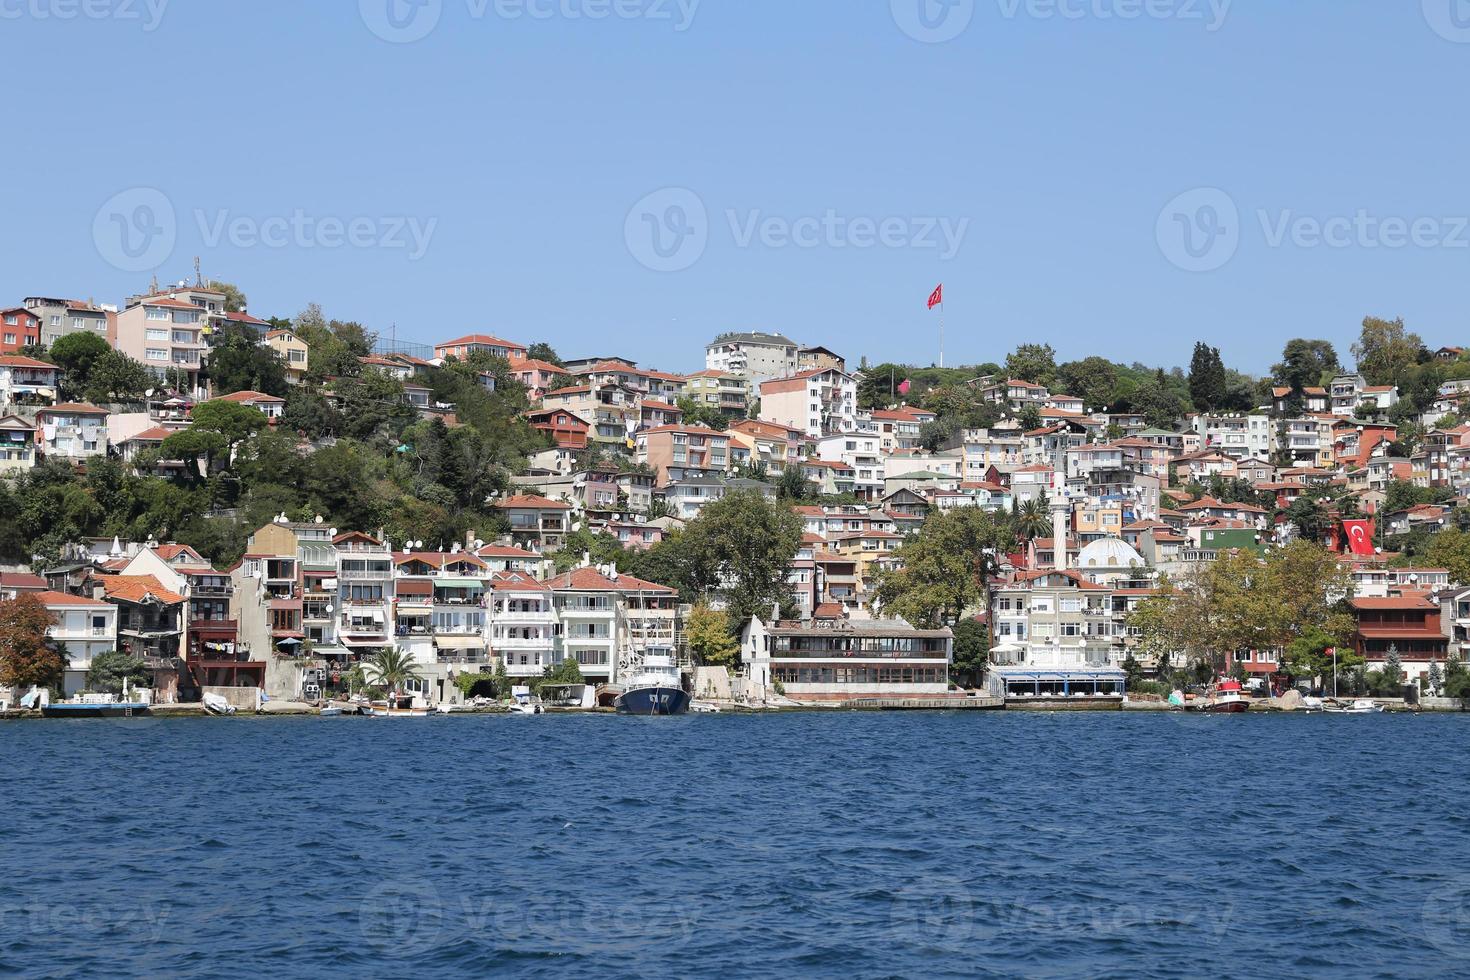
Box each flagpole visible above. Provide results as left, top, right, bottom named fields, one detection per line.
left=939, top=299, right=946, bottom=369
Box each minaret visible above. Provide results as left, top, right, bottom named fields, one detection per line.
left=1051, top=490, right=1071, bottom=572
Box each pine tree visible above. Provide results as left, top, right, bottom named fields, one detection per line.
left=1188, top=342, right=1227, bottom=412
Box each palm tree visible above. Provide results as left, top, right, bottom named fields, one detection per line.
left=1016, top=497, right=1051, bottom=544
left=361, top=647, right=423, bottom=707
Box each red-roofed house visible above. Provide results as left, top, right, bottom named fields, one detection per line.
left=636, top=425, right=731, bottom=485
left=207, top=390, right=285, bottom=419
left=1348, top=595, right=1447, bottom=690
left=435, top=334, right=527, bottom=362
left=759, top=368, right=858, bottom=438
left=0, top=355, right=60, bottom=406
left=0, top=308, right=41, bottom=353
left=511, top=359, right=570, bottom=400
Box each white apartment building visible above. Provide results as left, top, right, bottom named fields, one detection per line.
left=41, top=591, right=118, bottom=696
left=1192, top=412, right=1273, bottom=459
left=36, top=403, right=109, bottom=459
left=487, top=572, right=557, bottom=678
left=705, top=332, right=799, bottom=387
left=817, top=432, right=884, bottom=501
left=759, top=367, right=859, bottom=439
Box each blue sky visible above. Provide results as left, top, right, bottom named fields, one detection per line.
left=6, top=0, right=1468, bottom=375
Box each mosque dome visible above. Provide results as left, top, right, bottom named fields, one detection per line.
left=1076, top=536, right=1145, bottom=569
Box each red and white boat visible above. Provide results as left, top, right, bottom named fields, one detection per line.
left=1198, top=679, right=1249, bottom=713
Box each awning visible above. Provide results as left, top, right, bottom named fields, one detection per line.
left=434, top=636, right=486, bottom=651
left=395, top=579, right=433, bottom=597
left=434, top=577, right=485, bottom=589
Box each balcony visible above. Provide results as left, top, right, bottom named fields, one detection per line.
left=189, top=618, right=238, bottom=634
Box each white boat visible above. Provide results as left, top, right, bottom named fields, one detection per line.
left=1325, top=698, right=1384, bottom=714
left=1301, top=696, right=1325, bottom=713
left=202, top=693, right=237, bottom=716
left=690, top=700, right=723, bottom=714
left=366, top=706, right=432, bottom=718
left=507, top=687, right=544, bottom=715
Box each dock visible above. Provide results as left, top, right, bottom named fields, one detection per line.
left=841, top=695, right=1005, bottom=710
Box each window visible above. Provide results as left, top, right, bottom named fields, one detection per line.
left=146, top=328, right=169, bottom=341
left=146, top=349, right=167, bottom=361
left=2, top=334, right=12, bottom=345
left=147, top=307, right=170, bottom=321
left=3, top=315, right=14, bottom=325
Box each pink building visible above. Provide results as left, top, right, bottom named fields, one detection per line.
left=113, top=297, right=207, bottom=395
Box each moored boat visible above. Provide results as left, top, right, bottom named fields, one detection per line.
left=1197, top=679, right=1249, bottom=714
left=1324, top=698, right=1384, bottom=714
left=615, top=651, right=691, bottom=716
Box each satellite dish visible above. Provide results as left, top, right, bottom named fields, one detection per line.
left=329, top=528, right=338, bottom=536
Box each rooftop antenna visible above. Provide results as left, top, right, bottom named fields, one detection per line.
left=194, top=256, right=203, bottom=287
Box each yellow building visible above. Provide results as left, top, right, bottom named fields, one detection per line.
left=265, top=329, right=309, bottom=384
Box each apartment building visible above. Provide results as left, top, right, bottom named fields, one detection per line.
left=512, top=359, right=571, bottom=400
left=741, top=615, right=952, bottom=702
left=0, top=307, right=41, bottom=353
left=979, top=379, right=1050, bottom=410
left=113, top=297, right=207, bottom=394
left=36, top=403, right=108, bottom=459
left=682, top=369, right=750, bottom=415
left=487, top=571, right=557, bottom=678
left=495, top=495, right=572, bottom=552
left=816, top=431, right=883, bottom=500
left=40, top=590, right=118, bottom=696
left=1192, top=412, right=1273, bottom=459
left=0, top=414, right=37, bottom=472
left=637, top=425, right=730, bottom=485
left=0, top=355, right=60, bottom=407
left=759, top=367, right=859, bottom=438
left=705, top=331, right=799, bottom=387
left=25, top=297, right=111, bottom=347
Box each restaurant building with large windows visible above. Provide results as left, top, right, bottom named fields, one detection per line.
left=741, top=614, right=952, bottom=702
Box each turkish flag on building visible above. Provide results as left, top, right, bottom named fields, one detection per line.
left=1343, top=520, right=1376, bottom=556
left=927, top=284, right=943, bottom=309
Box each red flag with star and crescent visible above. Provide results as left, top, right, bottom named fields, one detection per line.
left=1343, top=519, right=1375, bottom=556
left=927, top=284, right=943, bottom=310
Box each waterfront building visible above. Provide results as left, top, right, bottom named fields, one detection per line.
left=740, top=614, right=952, bottom=702
left=39, top=590, right=117, bottom=696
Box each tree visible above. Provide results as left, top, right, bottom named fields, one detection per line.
left=525, top=342, right=563, bottom=367
left=1055, top=357, right=1119, bottom=411
left=206, top=280, right=247, bottom=312
left=1016, top=405, right=1042, bottom=432
left=1005, top=344, right=1056, bottom=387
left=686, top=603, right=740, bottom=668
left=1353, top=316, right=1425, bottom=388
left=1372, top=645, right=1406, bottom=696
left=191, top=399, right=269, bottom=458
left=1015, top=497, right=1050, bottom=547
left=1272, top=339, right=1340, bottom=391
left=951, top=617, right=989, bottom=687
left=159, top=428, right=229, bottom=479
left=83, top=351, right=152, bottom=403
left=0, top=595, right=66, bottom=692
left=1425, top=527, right=1470, bottom=586
left=1427, top=659, right=1444, bottom=696
left=1188, top=342, right=1227, bottom=412
left=86, top=649, right=150, bottom=696
left=48, top=332, right=111, bottom=400
left=1282, top=626, right=1361, bottom=687
left=874, top=508, right=1010, bottom=627
left=206, top=322, right=288, bottom=397
left=1445, top=653, right=1470, bottom=700
left=1121, top=651, right=1146, bottom=690
left=361, top=647, right=423, bottom=702
left=676, top=491, right=804, bottom=625
left=675, top=397, right=730, bottom=430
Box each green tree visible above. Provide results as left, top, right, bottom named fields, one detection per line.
left=1188, top=342, right=1227, bottom=411
left=1272, top=339, right=1340, bottom=391
left=206, top=280, right=248, bottom=312
left=1055, top=357, right=1119, bottom=411
left=206, top=322, right=288, bottom=397
left=951, top=617, right=989, bottom=687
left=159, top=428, right=229, bottom=479
left=525, top=342, right=563, bottom=367
left=362, top=647, right=423, bottom=702
left=82, top=350, right=153, bottom=404
left=1015, top=497, right=1050, bottom=545
left=1424, top=527, right=1470, bottom=586
left=191, top=399, right=269, bottom=459
left=85, top=649, right=151, bottom=695
left=677, top=490, right=803, bottom=625
left=1005, top=343, right=1057, bottom=387
left=874, top=508, right=1010, bottom=627
left=47, top=332, right=111, bottom=401
left=1353, top=316, right=1425, bottom=388
left=686, top=603, right=740, bottom=668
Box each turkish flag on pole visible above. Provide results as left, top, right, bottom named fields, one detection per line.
left=927, top=284, right=943, bottom=310
left=1343, top=520, right=1376, bottom=556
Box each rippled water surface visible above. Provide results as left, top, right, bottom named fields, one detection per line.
left=3, top=712, right=1469, bottom=977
